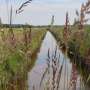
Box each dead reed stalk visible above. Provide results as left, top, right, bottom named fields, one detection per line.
left=40, top=47, right=68, bottom=90
left=63, top=12, right=70, bottom=43
left=8, top=6, right=15, bottom=46
left=75, top=0, right=90, bottom=30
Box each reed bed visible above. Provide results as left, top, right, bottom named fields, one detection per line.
left=50, top=0, right=90, bottom=87
left=0, top=27, right=46, bottom=90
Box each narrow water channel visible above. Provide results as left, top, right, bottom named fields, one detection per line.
left=28, top=32, right=89, bottom=90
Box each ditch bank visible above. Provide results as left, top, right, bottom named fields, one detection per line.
left=0, top=29, right=46, bottom=90
left=28, top=31, right=90, bottom=90
left=50, top=30, right=90, bottom=86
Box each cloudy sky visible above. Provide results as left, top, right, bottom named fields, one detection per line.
left=0, top=0, right=87, bottom=25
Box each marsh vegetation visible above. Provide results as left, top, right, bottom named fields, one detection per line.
left=0, top=0, right=90, bottom=90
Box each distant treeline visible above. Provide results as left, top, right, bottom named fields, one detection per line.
left=0, top=24, right=90, bottom=28
left=0, top=24, right=32, bottom=28
left=0, top=24, right=64, bottom=28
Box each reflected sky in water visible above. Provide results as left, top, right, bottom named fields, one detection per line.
left=28, top=32, right=89, bottom=90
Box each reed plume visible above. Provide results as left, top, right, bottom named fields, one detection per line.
left=75, top=0, right=90, bottom=30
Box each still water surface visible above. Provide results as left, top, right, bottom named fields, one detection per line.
left=28, top=32, right=89, bottom=90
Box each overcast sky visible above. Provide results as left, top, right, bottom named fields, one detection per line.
left=0, top=0, right=87, bottom=25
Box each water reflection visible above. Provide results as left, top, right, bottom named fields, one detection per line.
left=28, top=32, right=89, bottom=90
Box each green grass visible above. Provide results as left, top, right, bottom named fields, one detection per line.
left=70, top=26, right=90, bottom=56
left=0, top=27, right=46, bottom=90
left=51, top=25, right=90, bottom=57
left=51, top=25, right=90, bottom=86
left=50, top=26, right=64, bottom=43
